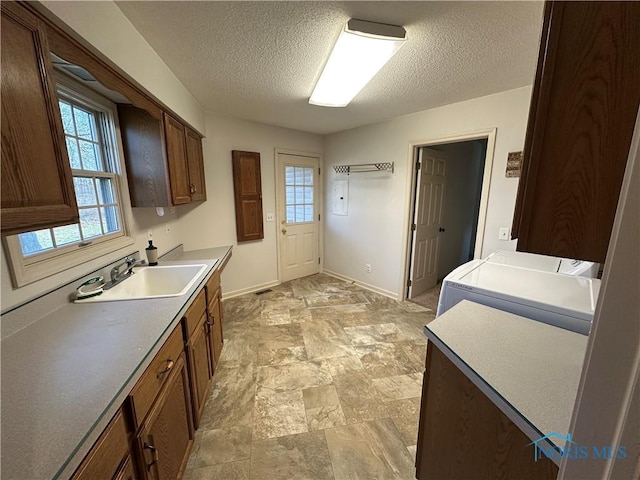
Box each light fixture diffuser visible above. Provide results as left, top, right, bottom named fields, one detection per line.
left=309, top=19, right=407, bottom=108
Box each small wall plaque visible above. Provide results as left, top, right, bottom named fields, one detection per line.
left=506, top=151, right=523, bottom=178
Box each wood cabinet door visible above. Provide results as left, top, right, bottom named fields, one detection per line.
left=1, top=2, right=79, bottom=235
left=512, top=1, right=640, bottom=263
left=163, top=113, right=191, bottom=205
left=139, top=354, right=193, bottom=480
left=185, top=128, right=207, bottom=202
left=416, top=344, right=558, bottom=479
left=208, top=295, right=224, bottom=370
left=118, top=105, right=172, bottom=208
left=231, top=150, right=264, bottom=242
left=187, top=315, right=213, bottom=428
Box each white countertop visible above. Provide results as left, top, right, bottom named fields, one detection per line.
left=1, top=246, right=231, bottom=480
left=424, top=300, right=588, bottom=466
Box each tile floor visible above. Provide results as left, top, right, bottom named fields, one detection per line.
left=407, top=282, right=441, bottom=312
left=184, top=274, right=436, bottom=480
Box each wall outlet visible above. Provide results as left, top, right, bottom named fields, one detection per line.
left=499, top=227, right=510, bottom=240
left=266, top=213, right=274, bottom=222
left=165, top=223, right=171, bottom=235
left=365, top=264, right=372, bottom=273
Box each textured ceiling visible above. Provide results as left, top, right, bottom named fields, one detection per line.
left=116, top=1, right=544, bottom=134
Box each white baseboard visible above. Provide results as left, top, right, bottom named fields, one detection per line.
left=322, top=269, right=398, bottom=300
left=222, top=280, right=280, bottom=300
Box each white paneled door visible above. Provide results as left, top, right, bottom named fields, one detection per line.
left=409, top=147, right=446, bottom=298
left=276, top=153, right=320, bottom=282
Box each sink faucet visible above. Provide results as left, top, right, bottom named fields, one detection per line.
left=108, top=256, right=146, bottom=285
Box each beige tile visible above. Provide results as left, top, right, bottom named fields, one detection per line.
left=306, top=404, right=347, bottom=431
left=257, top=345, right=308, bottom=366
left=260, top=308, right=292, bottom=325
left=194, top=425, right=252, bottom=467
left=333, top=372, right=388, bottom=424
left=289, top=306, right=313, bottom=323
left=253, top=389, right=308, bottom=440
left=302, top=385, right=340, bottom=409
left=324, top=418, right=415, bottom=479
left=372, top=373, right=423, bottom=401
left=250, top=430, right=334, bottom=480
left=385, top=397, right=422, bottom=447
left=301, top=321, right=353, bottom=360
left=258, top=323, right=304, bottom=351
left=305, top=292, right=370, bottom=308
left=320, top=355, right=365, bottom=376
left=190, top=460, right=250, bottom=480
left=354, top=342, right=415, bottom=378
left=257, top=361, right=332, bottom=392
left=199, top=365, right=256, bottom=430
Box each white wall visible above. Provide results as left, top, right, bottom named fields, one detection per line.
left=40, top=1, right=205, bottom=133
left=323, top=86, right=530, bottom=297
left=176, top=113, right=323, bottom=297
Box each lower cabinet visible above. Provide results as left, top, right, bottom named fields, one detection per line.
left=72, top=265, right=228, bottom=480
left=71, top=409, right=131, bottom=480
left=416, top=343, right=558, bottom=479
left=136, top=353, right=193, bottom=480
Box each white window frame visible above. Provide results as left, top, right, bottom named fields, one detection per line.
left=3, top=74, right=135, bottom=288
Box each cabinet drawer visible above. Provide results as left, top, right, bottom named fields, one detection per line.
left=183, top=289, right=206, bottom=340
left=129, top=325, right=184, bottom=427
left=205, top=270, right=220, bottom=307
left=72, top=409, right=129, bottom=480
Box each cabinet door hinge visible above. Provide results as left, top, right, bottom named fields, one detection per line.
left=318, top=257, right=321, bottom=264
left=318, top=214, right=321, bottom=221
left=416, top=161, right=421, bottom=171
left=411, top=224, right=416, bottom=231
left=318, top=167, right=321, bottom=175
left=407, top=279, right=412, bottom=287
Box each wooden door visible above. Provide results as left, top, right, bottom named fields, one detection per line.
left=139, top=354, right=193, bottom=480
left=1, top=2, right=79, bottom=235
left=208, top=295, right=223, bottom=370
left=185, top=128, right=206, bottom=202
left=188, top=316, right=212, bottom=428
left=409, top=148, right=446, bottom=298
left=512, top=1, right=640, bottom=263
left=231, top=150, right=264, bottom=242
left=276, top=153, right=320, bottom=282
left=163, top=113, right=191, bottom=205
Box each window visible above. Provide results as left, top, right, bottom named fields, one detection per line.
left=285, top=166, right=314, bottom=223
left=4, top=77, right=134, bottom=287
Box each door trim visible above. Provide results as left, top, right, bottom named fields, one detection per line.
left=400, top=128, right=497, bottom=300
left=274, top=148, right=323, bottom=283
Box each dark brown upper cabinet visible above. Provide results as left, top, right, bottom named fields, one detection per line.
left=512, top=1, right=640, bottom=263
left=118, top=105, right=207, bottom=207
left=232, top=151, right=264, bottom=242
left=1, top=2, right=79, bottom=235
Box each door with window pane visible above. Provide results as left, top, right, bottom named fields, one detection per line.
left=277, top=153, right=320, bottom=282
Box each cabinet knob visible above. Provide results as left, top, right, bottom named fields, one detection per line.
left=190, top=184, right=196, bottom=194
left=156, top=359, right=174, bottom=378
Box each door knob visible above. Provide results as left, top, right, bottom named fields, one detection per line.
left=281, top=220, right=286, bottom=225
left=439, top=227, right=446, bottom=232
left=281, top=228, right=287, bottom=235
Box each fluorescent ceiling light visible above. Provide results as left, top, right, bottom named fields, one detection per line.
left=309, top=19, right=407, bottom=108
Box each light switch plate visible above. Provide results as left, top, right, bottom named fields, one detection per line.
left=266, top=213, right=274, bottom=222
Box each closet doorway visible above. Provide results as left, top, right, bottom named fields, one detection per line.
left=404, top=130, right=496, bottom=301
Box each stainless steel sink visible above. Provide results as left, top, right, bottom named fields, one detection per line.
left=77, top=264, right=209, bottom=302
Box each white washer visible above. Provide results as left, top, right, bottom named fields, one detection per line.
left=436, top=256, right=601, bottom=335
left=484, top=250, right=598, bottom=277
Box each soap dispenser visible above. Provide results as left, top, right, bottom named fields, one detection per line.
left=145, top=240, right=158, bottom=266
